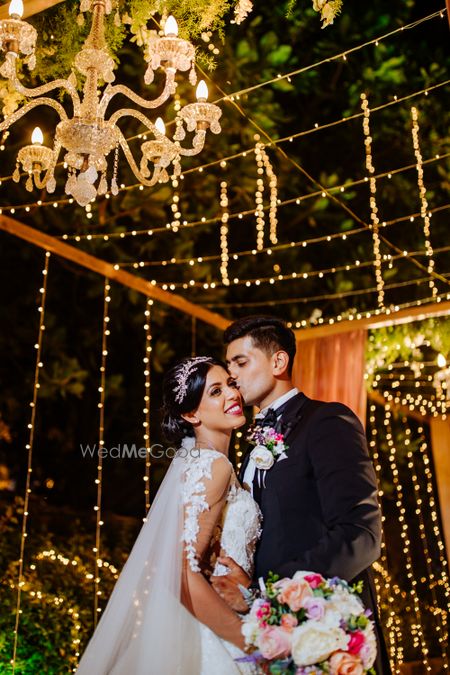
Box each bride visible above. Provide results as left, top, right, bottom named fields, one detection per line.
left=76, top=356, right=262, bottom=674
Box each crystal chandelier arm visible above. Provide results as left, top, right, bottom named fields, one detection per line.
left=0, top=98, right=68, bottom=133
left=99, top=69, right=176, bottom=118
left=33, top=141, right=62, bottom=190
left=176, top=130, right=207, bottom=156
left=3, top=54, right=81, bottom=114
left=108, top=108, right=159, bottom=133
left=116, top=130, right=163, bottom=187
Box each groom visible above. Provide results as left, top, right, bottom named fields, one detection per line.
left=212, top=315, right=391, bottom=674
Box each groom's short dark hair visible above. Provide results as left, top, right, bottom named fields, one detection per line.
left=223, top=315, right=296, bottom=375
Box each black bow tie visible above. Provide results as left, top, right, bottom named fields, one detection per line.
left=259, top=407, right=278, bottom=428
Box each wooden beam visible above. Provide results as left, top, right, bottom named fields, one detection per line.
left=0, top=215, right=230, bottom=331
left=0, top=0, right=63, bottom=20
left=447, top=0, right=450, bottom=29
left=295, top=300, right=450, bottom=341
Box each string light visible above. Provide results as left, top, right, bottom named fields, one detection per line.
left=411, top=106, right=438, bottom=298
left=254, top=139, right=265, bottom=250
left=93, top=279, right=111, bottom=627
left=219, top=179, right=230, bottom=285
left=368, top=403, right=402, bottom=672
left=406, top=435, right=450, bottom=669
left=11, top=251, right=50, bottom=675
left=143, top=244, right=450, bottom=291
left=215, top=9, right=447, bottom=103
left=53, top=154, right=450, bottom=243
left=361, top=93, right=384, bottom=307
left=384, top=403, right=431, bottom=671
left=168, top=174, right=182, bottom=232
left=260, top=145, right=278, bottom=245
left=143, top=298, right=153, bottom=518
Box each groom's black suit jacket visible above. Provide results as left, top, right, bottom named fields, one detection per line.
left=239, top=392, right=391, bottom=675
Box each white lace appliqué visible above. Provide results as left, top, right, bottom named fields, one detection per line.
left=213, top=484, right=262, bottom=578
left=181, top=449, right=227, bottom=573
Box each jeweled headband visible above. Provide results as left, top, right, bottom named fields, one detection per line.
left=173, top=357, right=213, bottom=404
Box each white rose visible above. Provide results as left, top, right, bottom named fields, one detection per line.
left=241, top=619, right=259, bottom=646
left=322, top=608, right=342, bottom=628
left=328, top=587, right=365, bottom=618
left=250, top=445, right=274, bottom=470
left=291, top=622, right=349, bottom=666
left=360, top=626, right=377, bottom=668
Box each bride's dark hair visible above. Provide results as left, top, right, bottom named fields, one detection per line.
left=161, top=357, right=225, bottom=444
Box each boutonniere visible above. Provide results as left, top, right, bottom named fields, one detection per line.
left=246, top=425, right=289, bottom=470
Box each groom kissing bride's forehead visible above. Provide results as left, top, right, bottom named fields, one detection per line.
left=220, top=314, right=392, bottom=675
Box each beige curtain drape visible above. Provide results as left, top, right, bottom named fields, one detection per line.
left=429, top=417, right=450, bottom=560
left=292, top=329, right=368, bottom=426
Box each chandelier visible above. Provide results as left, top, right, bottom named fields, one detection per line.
left=0, top=0, right=222, bottom=206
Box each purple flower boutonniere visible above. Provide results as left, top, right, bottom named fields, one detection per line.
left=246, top=425, right=289, bottom=470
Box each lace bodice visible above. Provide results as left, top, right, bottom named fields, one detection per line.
left=180, top=445, right=262, bottom=578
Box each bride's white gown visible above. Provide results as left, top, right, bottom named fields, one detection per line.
left=184, top=449, right=262, bottom=674
left=76, top=445, right=262, bottom=674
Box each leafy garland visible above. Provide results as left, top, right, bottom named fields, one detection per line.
left=365, top=318, right=450, bottom=389
left=0, top=0, right=343, bottom=110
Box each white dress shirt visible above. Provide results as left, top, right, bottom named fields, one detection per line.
left=243, top=387, right=299, bottom=494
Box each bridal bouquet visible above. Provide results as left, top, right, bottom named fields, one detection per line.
left=239, top=571, right=377, bottom=674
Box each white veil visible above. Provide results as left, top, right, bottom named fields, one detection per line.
left=76, top=442, right=202, bottom=674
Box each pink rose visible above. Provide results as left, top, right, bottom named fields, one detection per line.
left=280, top=613, right=298, bottom=632
left=304, top=573, right=325, bottom=589
left=329, top=651, right=364, bottom=675
left=258, top=626, right=291, bottom=660
left=303, top=596, right=326, bottom=621
left=347, top=630, right=365, bottom=655
left=278, top=579, right=314, bottom=612
left=255, top=601, right=271, bottom=626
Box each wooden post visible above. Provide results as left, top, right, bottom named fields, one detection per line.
left=0, top=215, right=230, bottom=331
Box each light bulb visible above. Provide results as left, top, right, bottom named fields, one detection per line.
left=154, top=117, right=166, bottom=136
left=31, top=127, right=44, bottom=145
left=196, top=80, right=208, bottom=102
left=437, top=353, right=447, bottom=368
left=8, top=0, right=24, bottom=17
left=164, top=15, right=178, bottom=37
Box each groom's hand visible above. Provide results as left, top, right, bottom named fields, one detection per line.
left=210, top=556, right=251, bottom=613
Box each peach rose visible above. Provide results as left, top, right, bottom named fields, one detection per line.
left=278, top=579, right=313, bottom=612
left=280, top=613, right=298, bottom=632
left=329, top=651, right=364, bottom=675
left=258, top=626, right=292, bottom=660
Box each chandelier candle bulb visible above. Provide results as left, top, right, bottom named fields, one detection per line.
left=31, top=127, right=43, bottom=145
left=196, top=80, right=209, bottom=102
left=164, top=15, right=179, bottom=37
left=154, top=117, right=166, bottom=136
left=8, top=0, right=23, bottom=19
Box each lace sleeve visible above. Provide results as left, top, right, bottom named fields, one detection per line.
left=180, top=449, right=245, bottom=650
left=182, top=449, right=232, bottom=573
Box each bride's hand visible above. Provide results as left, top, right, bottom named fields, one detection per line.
left=210, top=556, right=251, bottom=613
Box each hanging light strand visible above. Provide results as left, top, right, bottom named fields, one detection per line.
left=411, top=106, right=438, bottom=298
left=93, top=279, right=111, bottom=627
left=368, top=403, right=402, bottom=671
left=254, top=139, right=265, bottom=250
left=406, top=433, right=449, bottom=670
left=219, top=179, right=230, bottom=286
left=53, top=154, right=450, bottom=242
left=260, top=145, right=278, bottom=245
left=143, top=298, right=153, bottom=518
left=384, top=405, right=431, bottom=671
left=361, top=93, right=384, bottom=307
left=11, top=251, right=50, bottom=674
